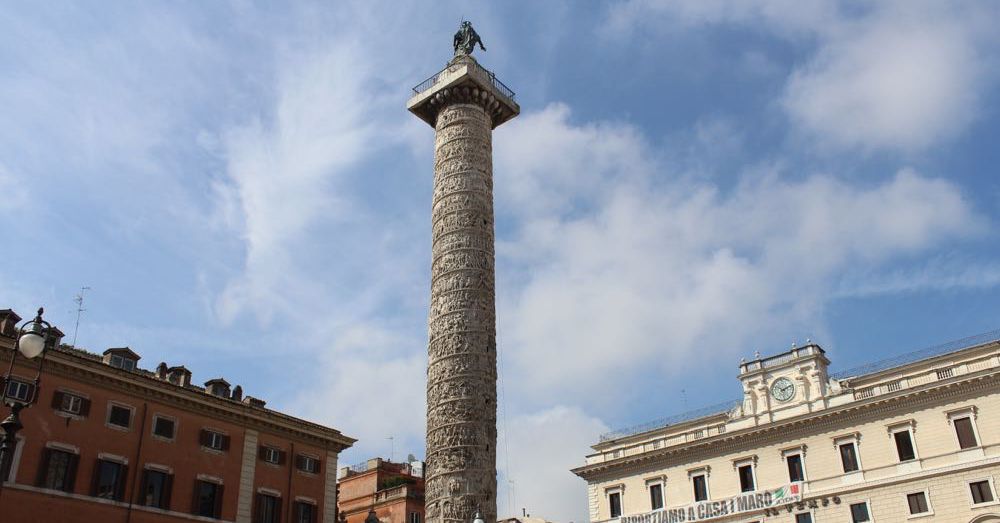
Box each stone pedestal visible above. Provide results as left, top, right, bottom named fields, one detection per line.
left=408, top=55, right=519, bottom=523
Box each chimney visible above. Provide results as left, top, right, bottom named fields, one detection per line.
left=241, top=396, right=266, bottom=408
left=156, top=362, right=168, bottom=379
left=0, top=309, right=22, bottom=338
left=231, top=385, right=243, bottom=401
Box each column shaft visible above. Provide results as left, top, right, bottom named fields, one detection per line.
left=426, top=101, right=497, bottom=523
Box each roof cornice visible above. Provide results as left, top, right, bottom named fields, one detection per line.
left=0, top=343, right=355, bottom=451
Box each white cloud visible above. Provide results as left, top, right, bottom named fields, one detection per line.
left=214, top=42, right=378, bottom=324
left=499, top=406, right=608, bottom=522
left=834, top=259, right=1000, bottom=298
left=295, top=345, right=428, bottom=461
left=496, top=105, right=982, bottom=410
left=783, top=4, right=988, bottom=151
left=604, top=0, right=1000, bottom=152
left=605, top=0, right=840, bottom=37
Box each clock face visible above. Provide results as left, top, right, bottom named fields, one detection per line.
left=770, top=377, right=796, bottom=402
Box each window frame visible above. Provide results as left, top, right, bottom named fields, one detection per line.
left=5, top=376, right=35, bottom=404
left=261, top=446, right=282, bottom=465
left=296, top=453, right=321, bottom=474
left=106, top=402, right=135, bottom=431
left=138, top=466, right=173, bottom=509
left=295, top=499, right=319, bottom=523
left=794, top=511, right=814, bottom=523
left=781, top=445, right=807, bottom=483
left=38, top=445, right=79, bottom=493
left=849, top=500, right=872, bottom=522
left=947, top=407, right=981, bottom=450
left=905, top=489, right=933, bottom=518
left=192, top=478, right=224, bottom=518
left=689, top=467, right=711, bottom=502
left=92, top=458, right=127, bottom=501
left=109, top=354, right=137, bottom=371
left=255, top=491, right=282, bottom=523
left=201, top=429, right=229, bottom=452
left=645, top=476, right=665, bottom=511
left=834, top=434, right=863, bottom=474
left=888, top=421, right=919, bottom=463
left=968, top=477, right=998, bottom=507
left=733, top=456, right=758, bottom=493
left=151, top=414, right=178, bottom=442
left=60, top=393, right=84, bottom=415
left=605, top=485, right=623, bottom=519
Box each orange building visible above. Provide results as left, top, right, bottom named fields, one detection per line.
left=337, top=458, right=424, bottom=523
left=0, top=307, right=355, bottom=523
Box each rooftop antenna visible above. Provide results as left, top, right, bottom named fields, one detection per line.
left=681, top=388, right=688, bottom=410
left=71, top=286, right=91, bottom=347
left=387, top=435, right=394, bottom=462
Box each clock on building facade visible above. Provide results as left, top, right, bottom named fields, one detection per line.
left=770, top=377, right=796, bottom=402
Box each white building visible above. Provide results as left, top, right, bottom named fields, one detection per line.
left=572, top=332, right=1000, bottom=523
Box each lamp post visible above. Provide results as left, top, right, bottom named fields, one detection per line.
left=0, top=308, right=53, bottom=495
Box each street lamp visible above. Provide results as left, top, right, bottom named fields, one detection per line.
left=0, top=308, right=54, bottom=494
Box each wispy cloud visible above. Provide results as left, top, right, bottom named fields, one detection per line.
left=604, top=0, right=1000, bottom=152
left=835, top=259, right=1000, bottom=298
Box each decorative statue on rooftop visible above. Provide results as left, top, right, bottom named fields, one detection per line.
left=453, top=21, right=486, bottom=56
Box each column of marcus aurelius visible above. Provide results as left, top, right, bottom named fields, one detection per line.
left=407, top=26, right=519, bottom=523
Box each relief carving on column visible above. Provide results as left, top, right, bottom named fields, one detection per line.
left=426, top=101, right=497, bottom=523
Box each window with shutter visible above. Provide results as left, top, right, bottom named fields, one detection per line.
left=256, top=493, right=281, bottom=523
left=140, top=469, right=172, bottom=509
left=40, top=449, right=78, bottom=492
left=738, top=464, right=755, bottom=492
left=51, top=391, right=64, bottom=410
left=260, top=446, right=281, bottom=464
left=786, top=453, right=804, bottom=482
left=608, top=492, right=622, bottom=518
left=692, top=474, right=708, bottom=501
left=5, top=378, right=35, bottom=403
left=193, top=480, right=222, bottom=518
left=970, top=480, right=995, bottom=505
left=849, top=502, right=871, bottom=522
left=893, top=430, right=917, bottom=462
left=295, top=501, right=317, bottom=523
left=906, top=491, right=931, bottom=515
left=93, top=459, right=125, bottom=500
left=953, top=416, right=979, bottom=449
left=56, top=392, right=86, bottom=416
left=202, top=429, right=226, bottom=451
left=296, top=455, right=321, bottom=474
left=839, top=443, right=860, bottom=473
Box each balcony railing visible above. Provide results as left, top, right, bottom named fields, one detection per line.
left=373, top=485, right=423, bottom=504
left=832, top=328, right=1000, bottom=380
left=599, top=399, right=741, bottom=442
left=740, top=344, right=823, bottom=373
left=412, top=60, right=516, bottom=101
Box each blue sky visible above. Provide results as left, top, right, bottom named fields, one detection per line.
left=2, top=1, right=1000, bottom=521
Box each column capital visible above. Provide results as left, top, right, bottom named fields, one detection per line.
left=408, top=56, right=520, bottom=129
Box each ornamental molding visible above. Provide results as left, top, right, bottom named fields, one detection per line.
left=574, top=371, right=1000, bottom=481
left=886, top=419, right=917, bottom=437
